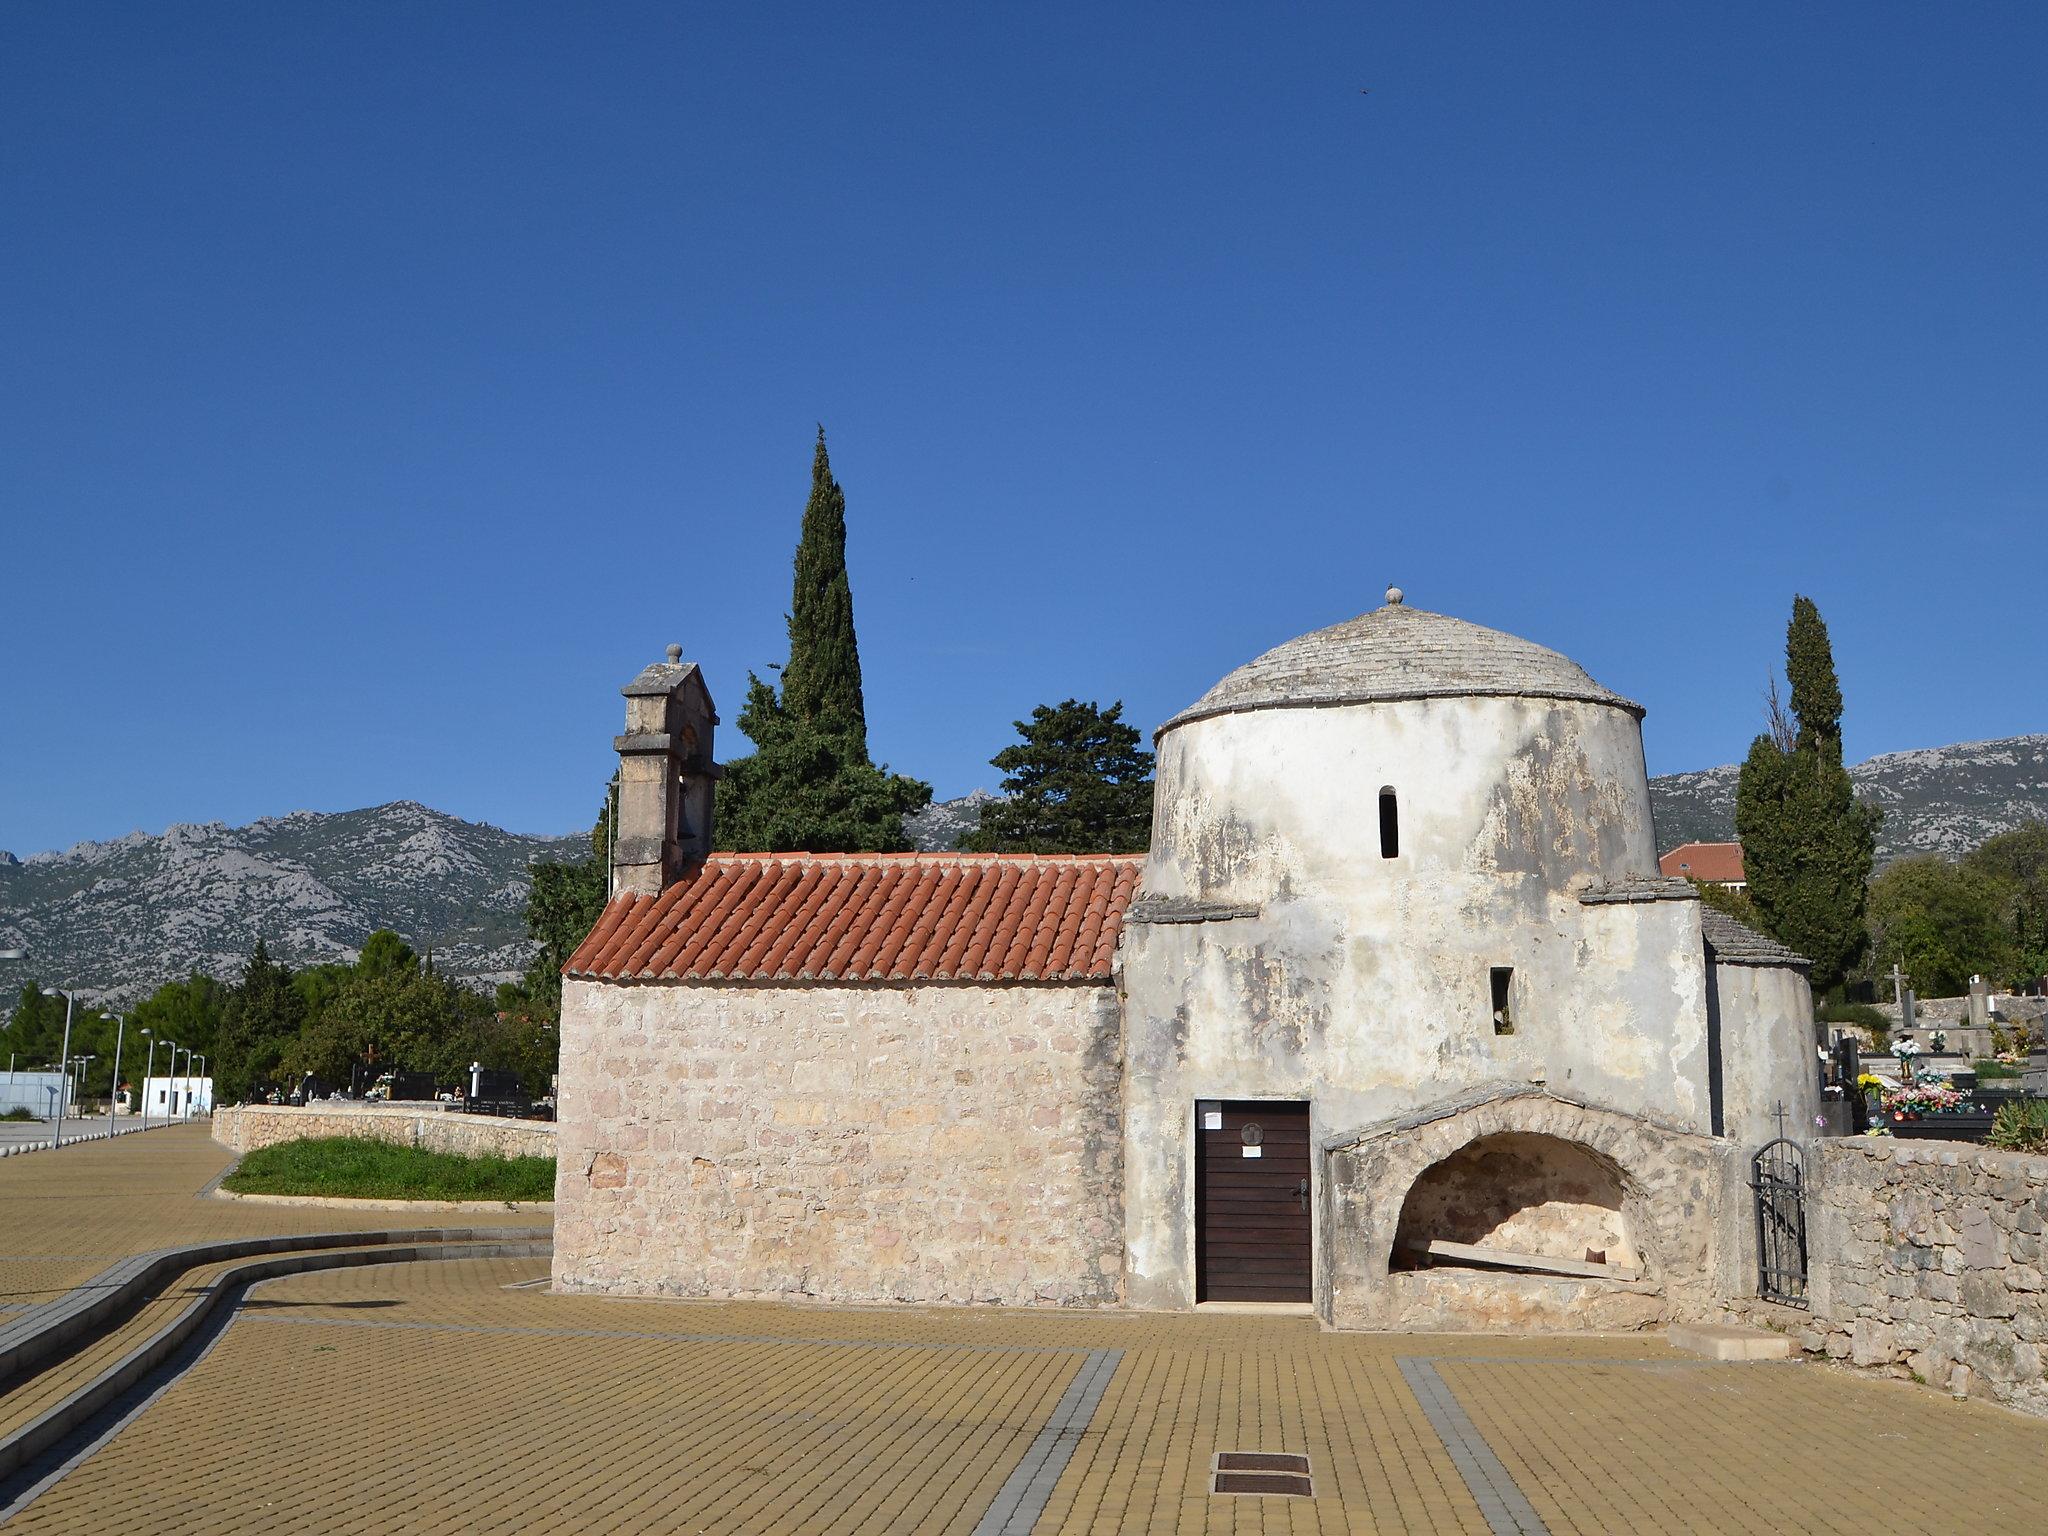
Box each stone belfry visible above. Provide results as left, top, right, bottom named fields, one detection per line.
left=611, top=645, right=720, bottom=896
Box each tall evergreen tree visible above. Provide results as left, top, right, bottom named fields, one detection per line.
left=715, top=429, right=930, bottom=850
left=778, top=428, right=868, bottom=744
left=960, top=700, right=1155, bottom=853
left=1734, top=596, right=1881, bottom=992
left=215, top=939, right=306, bottom=1101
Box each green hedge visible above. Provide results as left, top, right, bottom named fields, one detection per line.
left=221, top=1136, right=555, bottom=1201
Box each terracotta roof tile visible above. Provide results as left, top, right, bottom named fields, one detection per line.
left=565, top=852, right=1145, bottom=985
left=1658, top=841, right=1746, bottom=884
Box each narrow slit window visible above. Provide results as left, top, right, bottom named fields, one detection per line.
left=1378, top=788, right=1399, bottom=859
left=1490, top=967, right=1515, bottom=1036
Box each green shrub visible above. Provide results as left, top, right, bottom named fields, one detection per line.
left=1973, top=1058, right=2023, bottom=1080
left=0, top=1106, right=38, bottom=1123
left=1820, top=1001, right=1891, bottom=1046
left=221, top=1136, right=555, bottom=1202
left=1987, top=1100, right=2048, bottom=1156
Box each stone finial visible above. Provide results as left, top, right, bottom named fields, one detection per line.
left=1385, top=585, right=1404, bottom=607
left=665, top=643, right=683, bottom=664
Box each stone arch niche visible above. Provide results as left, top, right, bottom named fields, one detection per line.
left=1321, top=1084, right=1738, bottom=1333
left=1392, top=1133, right=1638, bottom=1273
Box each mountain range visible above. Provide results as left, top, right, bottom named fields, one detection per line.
left=4, top=736, right=2041, bottom=1011
left=1644, top=734, right=2048, bottom=862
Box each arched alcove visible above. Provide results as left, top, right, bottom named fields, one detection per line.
left=1392, top=1132, right=1639, bottom=1274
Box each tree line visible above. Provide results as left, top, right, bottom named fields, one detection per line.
left=1723, top=596, right=2046, bottom=1003
left=6, top=929, right=558, bottom=1108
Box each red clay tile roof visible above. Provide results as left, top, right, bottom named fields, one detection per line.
left=566, top=852, right=1145, bottom=985
left=1658, top=842, right=1746, bottom=883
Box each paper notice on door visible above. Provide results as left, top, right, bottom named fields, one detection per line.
left=1241, top=1145, right=1262, bottom=1158
left=1198, top=1102, right=1222, bottom=1130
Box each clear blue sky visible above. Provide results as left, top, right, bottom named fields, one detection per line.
left=4, top=2, right=2042, bottom=855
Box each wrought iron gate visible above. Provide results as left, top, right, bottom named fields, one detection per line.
left=1750, top=1137, right=1809, bottom=1307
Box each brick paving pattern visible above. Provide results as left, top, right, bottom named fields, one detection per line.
left=4, top=1127, right=2047, bottom=1533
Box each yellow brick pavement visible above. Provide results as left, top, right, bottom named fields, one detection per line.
left=5, top=1130, right=2048, bottom=1534
left=9, top=1255, right=2046, bottom=1535
left=0, top=1125, right=549, bottom=1283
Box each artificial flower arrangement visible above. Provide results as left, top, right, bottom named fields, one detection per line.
left=1882, top=1077, right=1969, bottom=1114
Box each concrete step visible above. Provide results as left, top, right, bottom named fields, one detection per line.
left=1666, top=1323, right=1795, bottom=1361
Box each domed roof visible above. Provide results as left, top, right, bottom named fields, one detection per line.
left=1161, top=593, right=1642, bottom=734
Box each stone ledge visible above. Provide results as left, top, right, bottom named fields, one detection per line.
left=1668, top=1323, right=1794, bottom=1361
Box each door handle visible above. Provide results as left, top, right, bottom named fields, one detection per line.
left=1296, top=1177, right=1309, bottom=1213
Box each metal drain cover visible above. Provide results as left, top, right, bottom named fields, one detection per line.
left=1213, top=1451, right=1312, bottom=1497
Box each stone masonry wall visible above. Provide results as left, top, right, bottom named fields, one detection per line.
left=212, top=1103, right=557, bottom=1161
left=1799, top=1138, right=2048, bottom=1416
left=553, top=978, right=1125, bottom=1307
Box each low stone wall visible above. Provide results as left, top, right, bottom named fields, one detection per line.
left=1800, top=1138, right=2048, bottom=1416
left=211, top=1104, right=557, bottom=1161
left=553, top=978, right=1125, bottom=1308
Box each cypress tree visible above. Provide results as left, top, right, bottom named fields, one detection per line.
left=1785, top=595, right=1844, bottom=750
left=713, top=429, right=931, bottom=851
left=1734, top=596, right=1881, bottom=992
left=778, top=428, right=868, bottom=748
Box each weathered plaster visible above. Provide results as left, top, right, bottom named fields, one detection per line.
left=1712, top=961, right=1822, bottom=1147
left=1122, top=694, right=1732, bottom=1310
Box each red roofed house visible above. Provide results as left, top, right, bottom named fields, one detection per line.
left=1658, top=841, right=1747, bottom=891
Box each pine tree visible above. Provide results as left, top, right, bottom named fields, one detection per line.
left=959, top=700, right=1155, bottom=853
left=778, top=428, right=868, bottom=745
left=1734, top=596, right=1880, bottom=992
left=216, top=939, right=306, bottom=1101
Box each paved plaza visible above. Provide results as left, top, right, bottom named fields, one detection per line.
left=1, top=1129, right=2045, bottom=1534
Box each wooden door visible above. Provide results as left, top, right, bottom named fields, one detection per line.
left=1196, top=1100, right=1312, bottom=1302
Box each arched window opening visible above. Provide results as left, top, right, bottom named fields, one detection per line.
left=1378, top=787, right=1399, bottom=859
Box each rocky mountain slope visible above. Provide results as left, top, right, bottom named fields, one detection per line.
left=0, top=803, right=585, bottom=1009
left=1646, top=735, right=2048, bottom=861
left=4, top=736, right=2039, bottom=1010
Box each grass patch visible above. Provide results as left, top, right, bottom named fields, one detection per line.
left=1972, top=1058, right=2022, bottom=1080
left=0, top=1107, right=38, bottom=1123
left=221, top=1136, right=555, bottom=1202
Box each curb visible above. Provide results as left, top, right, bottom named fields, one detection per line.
left=211, top=1191, right=556, bottom=1213
left=0, top=1226, right=544, bottom=1393
left=0, top=1122, right=193, bottom=1158
left=0, top=1236, right=552, bottom=1480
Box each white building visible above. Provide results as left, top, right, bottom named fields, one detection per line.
left=138, top=1075, right=214, bottom=1117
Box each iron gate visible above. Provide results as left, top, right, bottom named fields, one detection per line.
left=1750, top=1137, right=1809, bottom=1307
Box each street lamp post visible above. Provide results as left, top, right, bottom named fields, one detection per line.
left=193, top=1054, right=208, bottom=1116
left=159, top=1041, right=178, bottom=1122
left=0, top=953, right=82, bottom=1152
left=103, top=1013, right=125, bottom=1136
left=139, top=1029, right=154, bottom=1130
left=179, top=1047, right=193, bottom=1121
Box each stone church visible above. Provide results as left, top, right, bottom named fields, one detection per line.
left=554, top=592, right=1820, bottom=1330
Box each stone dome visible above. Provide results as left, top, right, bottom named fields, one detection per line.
left=1161, top=598, right=1642, bottom=733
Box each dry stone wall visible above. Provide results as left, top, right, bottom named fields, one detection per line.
left=1801, top=1138, right=2048, bottom=1416
left=553, top=978, right=1124, bottom=1307
left=212, top=1103, right=557, bottom=1161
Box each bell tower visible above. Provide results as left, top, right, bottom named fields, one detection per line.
left=611, top=644, right=720, bottom=896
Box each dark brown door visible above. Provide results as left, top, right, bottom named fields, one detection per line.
left=1196, top=1100, right=1311, bottom=1303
